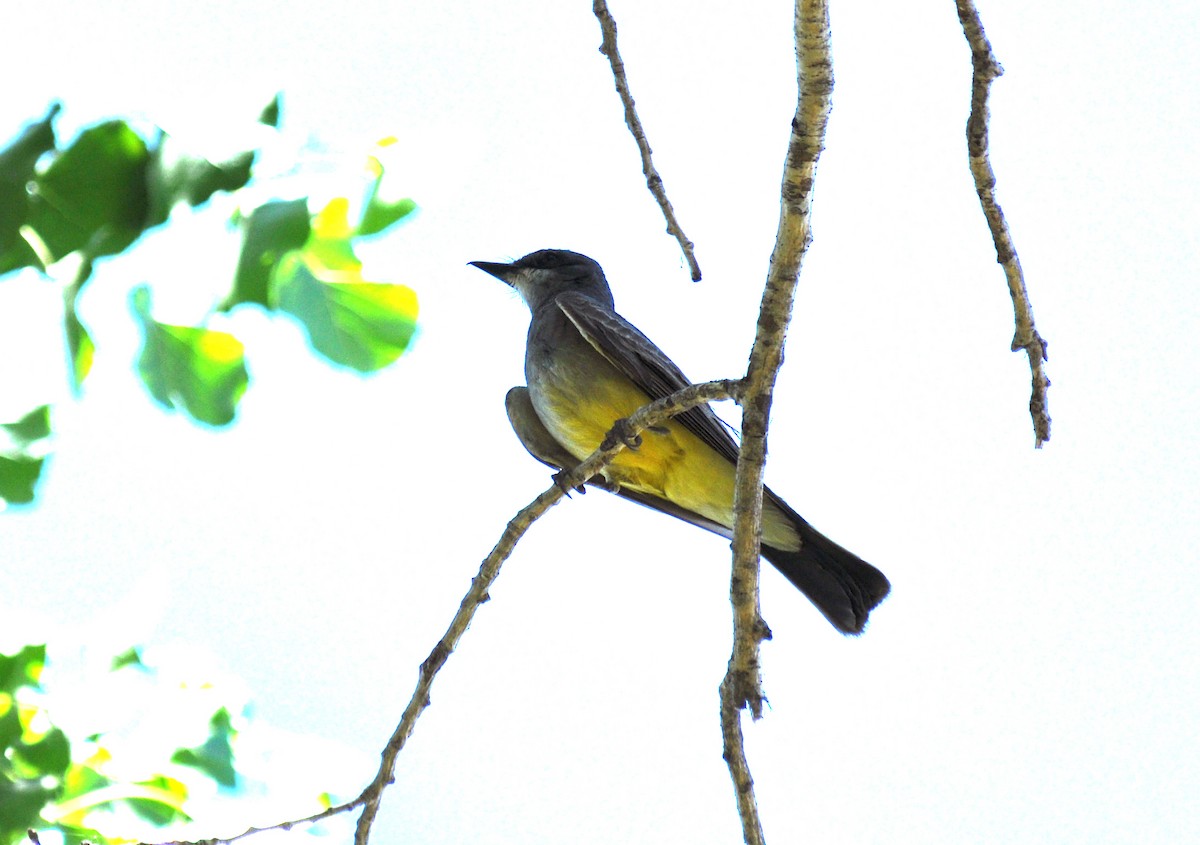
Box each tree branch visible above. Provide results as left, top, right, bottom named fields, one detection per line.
left=142, top=380, right=743, bottom=845
left=721, top=0, right=833, bottom=842
left=592, top=0, right=701, bottom=281
left=349, top=380, right=742, bottom=845
left=955, top=0, right=1051, bottom=447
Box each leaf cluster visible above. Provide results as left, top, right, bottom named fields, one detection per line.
left=0, top=99, right=419, bottom=506
left=1, top=645, right=243, bottom=845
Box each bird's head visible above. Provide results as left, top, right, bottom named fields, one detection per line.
left=469, top=249, right=614, bottom=312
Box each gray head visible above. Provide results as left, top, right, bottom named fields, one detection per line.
left=469, top=249, right=614, bottom=312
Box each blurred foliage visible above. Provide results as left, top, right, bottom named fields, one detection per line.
left=1, top=644, right=242, bottom=845
left=0, top=407, right=51, bottom=505
left=0, top=99, right=419, bottom=506
left=132, top=287, right=249, bottom=427
left=273, top=197, right=418, bottom=372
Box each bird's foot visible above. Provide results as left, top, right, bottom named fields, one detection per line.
left=551, top=470, right=587, bottom=497
left=587, top=474, right=622, bottom=493
left=602, top=417, right=642, bottom=452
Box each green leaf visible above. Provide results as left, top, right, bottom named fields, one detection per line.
left=304, top=197, right=360, bottom=274
left=359, top=149, right=415, bottom=236
left=65, top=305, right=94, bottom=392
left=25, top=121, right=150, bottom=262
left=222, top=198, right=311, bottom=310
left=0, top=454, right=45, bottom=505
left=110, top=647, right=143, bottom=671
left=14, top=727, right=70, bottom=777
left=61, top=256, right=95, bottom=392
left=274, top=260, right=418, bottom=372
left=0, top=775, right=55, bottom=842
left=1, top=404, right=54, bottom=506
left=48, top=823, right=107, bottom=845
left=125, top=776, right=190, bottom=825
left=0, top=230, right=38, bottom=275
left=171, top=708, right=236, bottom=787
left=0, top=104, right=59, bottom=274
left=0, top=696, right=22, bottom=748
left=0, top=645, right=44, bottom=696
left=1, top=406, right=50, bottom=446
left=59, top=763, right=109, bottom=803
left=132, top=287, right=248, bottom=426
left=146, top=132, right=255, bottom=227
left=259, top=93, right=282, bottom=127
left=47, top=772, right=193, bottom=828
left=359, top=195, right=416, bottom=237
left=268, top=196, right=418, bottom=371
left=210, top=706, right=233, bottom=733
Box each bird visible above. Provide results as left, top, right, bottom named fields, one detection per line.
left=469, top=248, right=890, bottom=634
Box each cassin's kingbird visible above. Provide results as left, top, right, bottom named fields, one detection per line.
left=470, top=249, right=890, bottom=634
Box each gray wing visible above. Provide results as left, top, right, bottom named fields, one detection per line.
left=505, top=386, right=582, bottom=472
left=554, top=291, right=741, bottom=466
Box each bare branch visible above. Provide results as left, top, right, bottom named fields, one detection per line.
left=592, top=0, right=702, bottom=281
left=955, top=0, right=1052, bottom=447
left=351, top=378, right=741, bottom=844
left=721, top=0, right=833, bottom=842
left=719, top=679, right=762, bottom=845
left=145, top=380, right=742, bottom=845
left=145, top=799, right=367, bottom=845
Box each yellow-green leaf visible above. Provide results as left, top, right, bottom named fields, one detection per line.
left=132, top=287, right=248, bottom=426
left=274, top=258, right=417, bottom=372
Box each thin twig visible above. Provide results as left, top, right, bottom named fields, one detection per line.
left=351, top=378, right=742, bottom=845
left=148, top=799, right=367, bottom=845
left=721, top=0, right=834, bottom=842
left=141, top=380, right=742, bottom=845
left=592, top=0, right=701, bottom=281
left=955, top=0, right=1051, bottom=447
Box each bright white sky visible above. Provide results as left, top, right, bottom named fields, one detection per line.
left=3, top=1, right=1198, bottom=843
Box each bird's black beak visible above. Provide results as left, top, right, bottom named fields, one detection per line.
left=468, top=260, right=517, bottom=285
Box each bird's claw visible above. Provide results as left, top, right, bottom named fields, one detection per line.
left=602, top=417, right=642, bottom=451
left=552, top=470, right=587, bottom=497
left=588, top=474, right=622, bottom=493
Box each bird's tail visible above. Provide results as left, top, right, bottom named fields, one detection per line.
left=762, top=491, right=891, bottom=635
